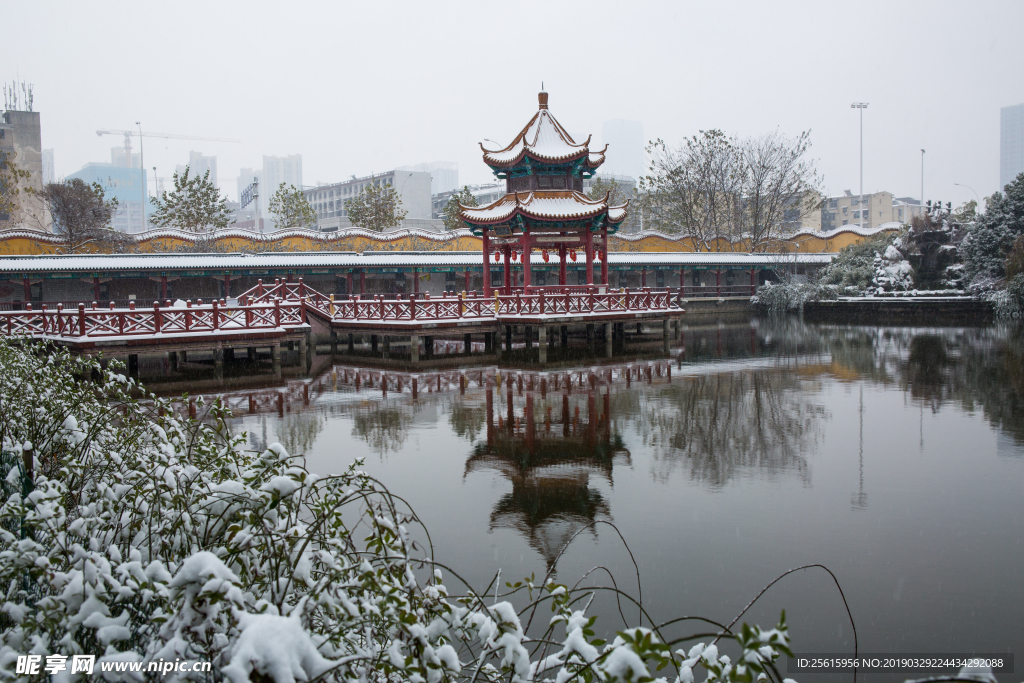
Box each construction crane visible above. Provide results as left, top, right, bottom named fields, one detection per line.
left=96, top=129, right=241, bottom=163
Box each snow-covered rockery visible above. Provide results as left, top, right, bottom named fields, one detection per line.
left=0, top=339, right=796, bottom=683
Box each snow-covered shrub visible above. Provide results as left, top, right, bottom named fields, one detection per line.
left=872, top=236, right=914, bottom=293
left=751, top=281, right=837, bottom=313
left=818, top=231, right=892, bottom=293
left=0, top=339, right=797, bottom=683
left=985, top=273, right=1024, bottom=317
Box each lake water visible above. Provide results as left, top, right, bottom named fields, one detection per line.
left=220, top=320, right=1024, bottom=681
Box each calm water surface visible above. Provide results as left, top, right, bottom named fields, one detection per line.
left=223, top=321, right=1024, bottom=678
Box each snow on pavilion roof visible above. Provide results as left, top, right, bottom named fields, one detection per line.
left=460, top=191, right=628, bottom=226
left=480, top=93, right=606, bottom=169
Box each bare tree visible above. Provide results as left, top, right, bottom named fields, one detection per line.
left=37, top=178, right=133, bottom=253
left=642, top=129, right=821, bottom=252
left=642, top=131, right=744, bottom=250
left=739, top=131, right=821, bottom=251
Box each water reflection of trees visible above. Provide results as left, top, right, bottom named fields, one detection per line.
left=279, top=412, right=326, bottom=457
left=352, top=406, right=413, bottom=454
left=448, top=401, right=486, bottom=442
left=821, top=323, right=1024, bottom=445
left=636, top=370, right=823, bottom=487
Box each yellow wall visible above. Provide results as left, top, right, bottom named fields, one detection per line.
left=0, top=226, right=893, bottom=257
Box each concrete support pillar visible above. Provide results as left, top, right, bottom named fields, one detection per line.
left=298, top=336, right=307, bottom=367
left=410, top=334, right=420, bottom=363
left=382, top=336, right=390, bottom=358
left=214, top=343, right=224, bottom=368
left=464, top=333, right=472, bottom=355
left=180, top=350, right=187, bottom=363
left=348, top=333, right=355, bottom=353
left=272, top=343, right=282, bottom=378
left=168, top=351, right=178, bottom=371
left=538, top=325, right=547, bottom=364
left=663, top=319, right=671, bottom=353
left=604, top=322, right=613, bottom=358
left=330, top=330, right=338, bottom=355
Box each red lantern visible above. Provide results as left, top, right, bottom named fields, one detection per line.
left=494, top=251, right=501, bottom=262
left=570, top=250, right=577, bottom=262
left=542, top=249, right=550, bottom=262
left=512, top=251, right=519, bottom=262
left=596, top=249, right=603, bottom=262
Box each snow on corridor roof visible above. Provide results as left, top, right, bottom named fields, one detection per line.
left=0, top=251, right=834, bottom=273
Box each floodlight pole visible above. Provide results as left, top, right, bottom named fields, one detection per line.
left=851, top=103, right=868, bottom=227
left=136, top=122, right=145, bottom=232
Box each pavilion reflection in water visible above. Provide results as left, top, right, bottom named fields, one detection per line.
left=466, top=373, right=633, bottom=569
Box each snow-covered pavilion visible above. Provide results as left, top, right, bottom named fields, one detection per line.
left=459, top=91, right=629, bottom=296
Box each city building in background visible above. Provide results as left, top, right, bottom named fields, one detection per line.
left=820, top=190, right=925, bottom=231
left=234, top=155, right=302, bottom=231
left=304, top=170, right=434, bottom=231
left=41, top=148, right=54, bottom=184
left=110, top=146, right=141, bottom=169
left=396, top=161, right=458, bottom=195
left=176, top=151, right=218, bottom=188
left=67, top=163, right=150, bottom=233
left=600, top=120, right=645, bottom=181
left=0, top=107, right=48, bottom=230
left=1001, top=103, right=1024, bottom=190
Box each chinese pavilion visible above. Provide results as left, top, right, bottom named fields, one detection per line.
left=459, top=91, right=629, bottom=296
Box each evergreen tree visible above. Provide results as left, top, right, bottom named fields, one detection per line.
left=269, top=182, right=316, bottom=230
left=441, top=186, right=477, bottom=231
left=961, top=172, right=1024, bottom=284
left=150, top=166, right=232, bottom=232
left=344, top=180, right=407, bottom=231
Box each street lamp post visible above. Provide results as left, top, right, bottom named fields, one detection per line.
left=851, top=103, right=868, bottom=227
left=953, top=182, right=980, bottom=209
left=920, top=149, right=925, bottom=206
left=136, top=122, right=145, bottom=232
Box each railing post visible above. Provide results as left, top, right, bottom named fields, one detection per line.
left=300, top=297, right=307, bottom=324
left=153, top=301, right=162, bottom=334
left=409, top=294, right=417, bottom=320
left=458, top=293, right=465, bottom=318
left=185, top=300, right=192, bottom=331
left=538, top=290, right=546, bottom=316
left=258, top=279, right=264, bottom=297
left=274, top=298, right=281, bottom=327
left=588, top=287, right=595, bottom=313
left=330, top=294, right=335, bottom=316
left=516, top=291, right=522, bottom=315
left=212, top=300, right=220, bottom=330
left=245, top=301, right=252, bottom=329
left=77, top=303, right=86, bottom=337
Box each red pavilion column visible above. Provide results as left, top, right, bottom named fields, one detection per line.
left=503, top=246, right=511, bottom=293
left=600, top=227, right=608, bottom=286
left=521, top=233, right=531, bottom=290
left=558, top=243, right=567, bottom=286
left=585, top=230, right=594, bottom=286
left=360, top=270, right=366, bottom=295
left=93, top=277, right=101, bottom=302
left=464, top=270, right=470, bottom=293
left=413, top=268, right=419, bottom=295
left=482, top=231, right=491, bottom=298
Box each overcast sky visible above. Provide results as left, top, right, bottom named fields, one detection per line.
left=6, top=0, right=1023, bottom=208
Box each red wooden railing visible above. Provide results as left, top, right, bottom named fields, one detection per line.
left=0, top=298, right=307, bottom=340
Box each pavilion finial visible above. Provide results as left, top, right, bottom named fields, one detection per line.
left=538, top=87, right=548, bottom=110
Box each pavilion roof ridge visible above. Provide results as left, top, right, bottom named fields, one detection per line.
left=480, top=94, right=605, bottom=169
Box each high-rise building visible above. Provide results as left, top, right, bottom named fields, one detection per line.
left=0, top=109, right=47, bottom=230
left=1001, top=103, right=1024, bottom=190
left=397, top=161, right=458, bottom=195
left=67, top=163, right=150, bottom=233
left=600, top=120, right=645, bottom=181
left=41, top=149, right=54, bottom=184
left=111, top=146, right=141, bottom=169
left=304, top=170, right=433, bottom=230
left=176, top=151, right=218, bottom=188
